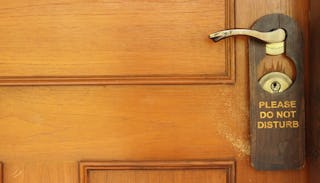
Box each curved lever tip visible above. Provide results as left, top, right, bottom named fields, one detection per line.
left=209, top=31, right=230, bottom=42
left=209, top=35, right=223, bottom=42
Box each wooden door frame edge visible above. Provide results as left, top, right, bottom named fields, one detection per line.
left=309, top=0, right=320, bottom=182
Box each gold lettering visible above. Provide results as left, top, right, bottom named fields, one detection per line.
left=276, top=111, right=283, bottom=118
left=278, top=101, right=284, bottom=108
left=279, top=121, right=286, bottom=128
left=293, top=121, right=299, bottom=128
left=257, top=100, right=299, bottom=129
left=267, top=121, right=273, bottom=128
left=258, top=101, right=297, bottom=109
left=257, top=120, right=300, bottom=129
left=259, top=101, right=265, bottom=108
left=286, top=121, right=293, bottom=128
left=276, top=110, right=297, bottom=118
left=258, top=122, right=265, bottom=129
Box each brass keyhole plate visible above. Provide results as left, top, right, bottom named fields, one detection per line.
left=258, top=72, right=293, bottom=93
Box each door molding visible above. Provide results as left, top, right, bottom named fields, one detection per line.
left=79, top=160, right=236, bottom=183
left=309, top=0, right=320, bottom=181
left=0, top=162, right=3, bottom=183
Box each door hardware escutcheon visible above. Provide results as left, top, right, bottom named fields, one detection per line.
left=259, top=72, right=292, bottom=94
left=209, top=14, right=305, bottom=170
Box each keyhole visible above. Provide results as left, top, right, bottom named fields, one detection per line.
left=270, top=81, right=281, bottom=93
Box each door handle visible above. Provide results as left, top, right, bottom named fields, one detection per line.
left=209, top=28, right=286, bottom=43
left=210, top=28, right=286, bottom=56
left=208, top=14, right=305, bottom=171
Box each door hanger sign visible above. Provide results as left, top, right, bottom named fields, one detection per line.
left=210, top=14, right=305, bottom=170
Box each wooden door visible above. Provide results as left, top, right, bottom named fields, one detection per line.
left=0, top=0, right=311, bottom=182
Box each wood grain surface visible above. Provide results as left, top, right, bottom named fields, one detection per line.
left=0, top=163, right=2, bottom=183
left=0, top=0, right=311, bottom=182
left=0, top=0, right=235, bottom=85
left=309, top=0, right=320, bottom=182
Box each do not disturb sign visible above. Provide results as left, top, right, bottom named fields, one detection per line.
left=249, top=14, right=305, bottom=170
left=209, top=13, right=305, bottom=170
left=257, top=100, right=299, bottom=129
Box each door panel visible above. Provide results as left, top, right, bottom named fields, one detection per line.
left=0, top=0, right=234, bottom=85
left=0, top=0, right=310, bottom=182
left=79, top=161, right=235, bottom=183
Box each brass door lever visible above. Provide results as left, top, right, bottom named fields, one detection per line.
left=210, top=28, right=287, bottom=55
left=209, top=28, right=286, bottom=43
